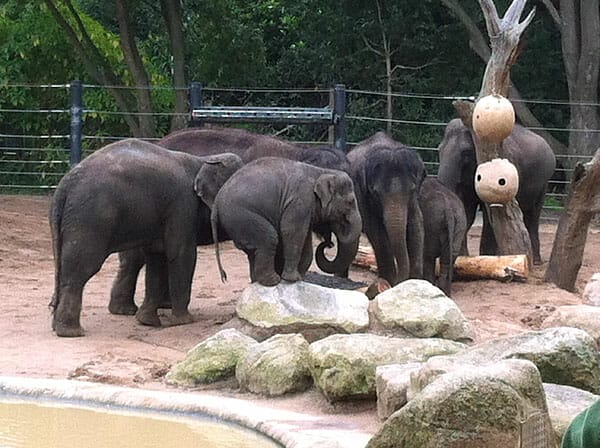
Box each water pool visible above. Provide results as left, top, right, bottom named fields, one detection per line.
left=0, top=376, right=373, bottom=448
left=0, top=397, right=282, bottom=448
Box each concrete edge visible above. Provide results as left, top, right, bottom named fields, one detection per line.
left=0, top=376, right=371, bottom=448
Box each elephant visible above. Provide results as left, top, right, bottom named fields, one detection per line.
left=158, top=126, right=351, bottom=172
left=437, top=118, right=556, bottom=264
left=419, top=178, right=467, bottom=296
left=206, top=157, right=363, bottom=286
left=49, top=138, right=243, bottom=337
left=109, top=126, right=351, bottom=315
left=347, top=132, right=427, bottom=286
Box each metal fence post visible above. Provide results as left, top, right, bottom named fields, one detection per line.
left=189, top=82, right=203, bottom=127
left=333, top=84, right=347, bottom=152
left=69, top=80, right=83, bottom=166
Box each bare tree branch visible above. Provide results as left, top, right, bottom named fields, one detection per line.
left=502, top=0, right=529, bottom=29
left=361, top=34, right=384, bottom=57
left=390, top=62, right=438, bottom=74
left=441, top=0, right=491, bottom=61
left=479, top=0, right=501, bottom=36
left=539, top=0, right=562, bottom=29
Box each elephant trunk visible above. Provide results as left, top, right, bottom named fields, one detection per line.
left=383, top=193, right=410, bottom=285
left=315, top=212, right=362, bottom=276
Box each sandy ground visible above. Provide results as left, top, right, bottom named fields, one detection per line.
left=0, top=194, right=595, bottom=438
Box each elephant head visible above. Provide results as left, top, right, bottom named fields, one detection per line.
left=437, top=119, right=479, bottom=209
left=313, top=172, right=362, bottom=276
left=354, top=140, right=426, bottom=285
left=193, top=153, right=244, bottom=208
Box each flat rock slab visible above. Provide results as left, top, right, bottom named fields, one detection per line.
left=236, top=281, right=370, bottom=335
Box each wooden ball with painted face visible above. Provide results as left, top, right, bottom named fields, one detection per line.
left=473, top=94, right=515, bottom=143
left=474, top=158, right=519, bottom=205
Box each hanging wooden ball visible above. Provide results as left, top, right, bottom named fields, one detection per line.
left=474, top=158, right=519, bottom=205
left=472, top=94, right=515, bottom=143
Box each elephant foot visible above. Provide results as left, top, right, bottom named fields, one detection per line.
left=256, top=272, right=281, bottom=287
left=135, top=308, right=161, bottom=327
left=53, top=319, right=85, bottom=337
left=164, top=311, right=194, bottom=327
left=108, top=297, right=138, bottom=316
left=281, top=270, right=302, bottom=283
left=157, top=299, right=172, bottom=309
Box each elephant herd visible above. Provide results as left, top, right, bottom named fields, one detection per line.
left=49, top=121, right=556, bottom=337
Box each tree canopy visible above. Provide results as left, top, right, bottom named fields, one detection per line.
left=0, top=0, right=594, bottom=164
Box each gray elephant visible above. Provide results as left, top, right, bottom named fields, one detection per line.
left=437, top=118, right=556, bottom=264
left=206, top=157, right=362, bottom=286
left=109, top=127, right=350, bottom=315
left=49, top=139, right=242, bottom=337
left=159, top=127, right=351, bottom=172
left=348, top=132, right=426, bottom=286
left=419, top=178, right=467, bottom=296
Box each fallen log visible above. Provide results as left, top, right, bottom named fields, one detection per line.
left=353, top=245, right=529, bottom=282
left=453, top=255, right=529, bottom=282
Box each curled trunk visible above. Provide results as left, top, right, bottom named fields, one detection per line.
left=315, top=235, right=360, bottom=276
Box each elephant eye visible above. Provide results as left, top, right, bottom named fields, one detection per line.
left=498, top=178, right=506, bottom=186
left=476, top=174, right=482, bottom=182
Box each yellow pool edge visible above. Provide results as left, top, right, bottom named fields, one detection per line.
left=0, top=376, right=372, bottom=448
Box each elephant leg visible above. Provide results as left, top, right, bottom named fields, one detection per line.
left=422, top=254, right=436, bottom=286
left=280, top=210, right=311, bottom=283
left=298, top=231, right=314, bottom=278
left=479, top=206, right=498, bottom=255
left=406, top=196, right=424, bottom=279
left=148, top=253, right=171, bottom=309
left=53, top=237, right=107, bottom=337
left=438, top=247, right=452, bottom=297
left=166, top=243, right=197, bottom=326
left=135, top=253, right=165, bottom=327
left=461, top=202, right=478, bottom=256
left=109, top=249, right=144, bottom=315
left=239, top=212, right=280, bottom=286
left=523, top=194, right=545, bottom=265
left=246, top=250, right=257, bottom=282
left=364, top=212, right=397, bottom=285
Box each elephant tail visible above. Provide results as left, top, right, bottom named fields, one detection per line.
left=446, top=210, right=457, bottom=286
left=211, top=207, right=227, bottom=283
left=49, top=182, right=68, bottom=312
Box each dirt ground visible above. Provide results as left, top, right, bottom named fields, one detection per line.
left=0, top=194, right=595, bottom=435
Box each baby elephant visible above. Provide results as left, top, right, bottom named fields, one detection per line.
left=419, top=178, right=467, bottom=296
left=49, top=139, right=242, bottom=336
left=207, top=157, right=363, bottom=286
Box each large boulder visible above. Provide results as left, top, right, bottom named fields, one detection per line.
left=543, top=383, right=600, bottom=446
left=371, top=279, right=473, bottom=342
left=166, top=329, right=257, bottom=386
left=235, top=282, right=369, bottom=341
left=308, top=333, right=466, bottom=402
left=416, top=326, right=600, bottom=394
left=582, top=272, right=600, bottom=306
left=375, top=363, right=424, bottom=420
left=236, top=333, right=312, bottom=396
left=367, top=359, right=554, bottom=448
left=541, top=305, right=600, bottom=345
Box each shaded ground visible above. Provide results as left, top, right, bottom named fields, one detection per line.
left=0, top=194, right=595, bottom=436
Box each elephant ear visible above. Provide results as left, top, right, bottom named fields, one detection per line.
left=314, top=174, right=337, bottom=210
left=194, top=154, right=242, bottom=208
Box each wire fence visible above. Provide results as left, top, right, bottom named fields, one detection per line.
left=0, top=83, right=586, bottom=212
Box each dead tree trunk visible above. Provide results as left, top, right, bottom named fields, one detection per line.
left=452, top=0, right=535, bottom=260
left=545, top=149, right=600, bottom=291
